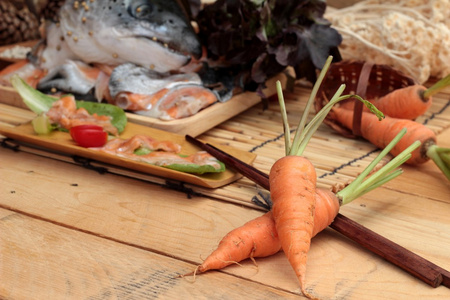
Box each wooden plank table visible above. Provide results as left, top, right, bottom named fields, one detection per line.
left=1, top=84, right=450, bottom=299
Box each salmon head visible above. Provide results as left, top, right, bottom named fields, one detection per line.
left=41, top=0, right=201, bottom=72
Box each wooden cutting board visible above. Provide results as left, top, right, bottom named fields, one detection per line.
left=0, top=61, right=289, bottom=137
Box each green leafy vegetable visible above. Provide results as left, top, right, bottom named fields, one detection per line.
left=164, top=161, right=225, bottom=174
left=134, top=147, right=225, bottom=174
left=76, top=101, right=127, bottom=134
left=195, top=0, right=342, bottom=91
left=11, top=74, right=57, bottom=114
left=10, top=74, right=127, bottom=134
left=133, top=147, right=153, bottom=156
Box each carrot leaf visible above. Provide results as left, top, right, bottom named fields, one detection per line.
left=276, top=55, right=385, bottom=157
left=426, top=145, right=450, bottom=181
left=423, top=73, right=450, bottom=99
left=286, top=56, right=336, bottom=156
left=276, top=80, right=291, bottom=156
left=337, top=128, right=421, bottom=205
left=362, top=100, right=385, bottom=121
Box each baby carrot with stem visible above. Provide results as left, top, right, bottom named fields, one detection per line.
left=271, top=66, right=417, bottom=297
left=339, top=73, right=450, bottom=119
left=330, top=107, right=450, bottom=180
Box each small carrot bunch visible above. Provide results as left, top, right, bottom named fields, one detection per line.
left=183, top=56, right=420, bottom=299
left=329, top=73, right=450, bottom=180
left=269, top=60, right=418, bottom=298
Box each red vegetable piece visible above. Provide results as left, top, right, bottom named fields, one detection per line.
left=69, top=125, right=108, bottom=148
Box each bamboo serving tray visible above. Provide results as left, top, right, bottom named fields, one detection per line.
left=0, top=60, right=288, bottom=137
left=0, top=121, right=256, bottom=189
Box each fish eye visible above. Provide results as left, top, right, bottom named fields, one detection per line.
left=133, top=4, right=153, bottom=18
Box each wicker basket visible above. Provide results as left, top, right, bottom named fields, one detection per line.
left=315, top=60, right=416, bottom=138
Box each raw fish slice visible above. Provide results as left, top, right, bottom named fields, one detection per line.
left=135, top=84, right=218, bottom=120
left=112, top=90, right=169, bottom=111
left=0, top=58, right=106, bottom=100
left=100, top=135, right=181, bottom=154
left=0, top=59, right=47, bottom=88
left=61, top=108, right=116, bottom=135
left=45, top=95, right=118, bottom=135
left=45, top=95, right=77, bottom=121
left=131, top=151, right=222, bottom=170
left=108, top=63, right=203, bottom=98
left=95, top=135, right=222, bottom=170
left=94, top=71, right=112, bottom=103
left=107, top=63, right=217, bottom=119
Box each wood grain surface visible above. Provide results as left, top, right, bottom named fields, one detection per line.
left=1, top=0, right=449, bottom=296
left=1, top=96, right=450, bottom=299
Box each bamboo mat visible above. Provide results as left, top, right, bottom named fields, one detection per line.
left=1, top=82, right=449, bottom=210
left=195, top=82, right=450, bottom=208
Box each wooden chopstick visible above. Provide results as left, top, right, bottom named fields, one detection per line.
left=186, top=135, right=269, bottom=187
left=185, top=134, right=450, bottom=288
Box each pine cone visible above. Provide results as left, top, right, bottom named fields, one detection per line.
left=0, top=0, right=41, bottom=46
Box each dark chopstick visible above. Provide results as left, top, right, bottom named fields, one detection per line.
left=186, top=134, right=450, bottom=288
left=330, top=214, right=450, bottom=288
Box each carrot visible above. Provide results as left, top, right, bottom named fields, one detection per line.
left=339, top=84, right=429, bottom=119
left=189, top=189, right=339, bottom=276
left=270, top=68, right=422, bottom=297
left=312, top=188, right=340, bottom=237
left=185, top=126, right=418, bottom=299
left=185, top=211, right=282, bottom=276
left=269, top=155, right=317, bottom=298
left=370, top=84, right=430, bottom=119
left=332, top=107, right=435, bottom=165
left=330, top=106, right=450, bottom=180
left=268, top=57, right=342, bottom=298
left=339, top=74, right=450, bottom=119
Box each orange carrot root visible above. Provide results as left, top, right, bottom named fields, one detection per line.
left=373, top=85, right=430, bottom=119
left=312, top=188, right=341, bottom=237
left=331, top=106, right=436, bottom=165
left=339, top=85, right=430, bottom=120
left=188, top=211, right=282, bottom=276
left=269, top=156, right=317, bottom=297
left=183, top=185, right=340, bottom=280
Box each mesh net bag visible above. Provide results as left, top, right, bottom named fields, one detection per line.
left=315, top=60, right=416, bottom=138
